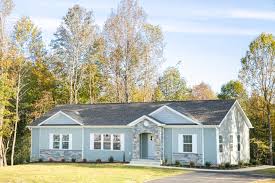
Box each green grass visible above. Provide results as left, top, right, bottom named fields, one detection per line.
left=0, top=163, right=186, bottom=183
left=254, top=168, right=275, bottom=175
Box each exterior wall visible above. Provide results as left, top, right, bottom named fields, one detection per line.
left=151, top=108, right=193, bottom=124
left=218, top=105, right=250, bottom=164
left=83, top=128, right=132, bottom=162
left=204, top=128, right=217, bottom=164
left=171, top=127, right=203, bottom=165
left=42, top=112, right=78, bottom=125
left=164, top=128, right=172, bottom=164
left=31, top=128, right=40, bottom=161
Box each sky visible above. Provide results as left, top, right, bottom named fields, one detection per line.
left=10, top=0, right=275, bottom=92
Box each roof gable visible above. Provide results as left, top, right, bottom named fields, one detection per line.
left=38, top=111, right=83, bottom=126
left=149, top=105, right=200, bottom=125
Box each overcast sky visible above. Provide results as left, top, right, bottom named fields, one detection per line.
left=10, top=0, right=275, bottom=92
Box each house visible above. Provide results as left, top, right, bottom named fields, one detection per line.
left=28, top=100, right=253, bottom=166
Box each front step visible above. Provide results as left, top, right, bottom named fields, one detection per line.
left=130, top=159, right=161, bottom=166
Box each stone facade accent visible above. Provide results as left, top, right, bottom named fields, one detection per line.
left=132, top=119, right=163, bottom=160
left=173, top=153, right=203, bottom=165
left=40, top=149, right=82, bottom=162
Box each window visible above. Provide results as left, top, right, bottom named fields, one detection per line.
left=62, top=134, right=69, bottom=149
left=237, top=135, right=240, bottom=152
left=229, top=135, right=233, bottom=151
left=183, top=135, right=192, bottom=152
left=53, top=134, right=60, bottom=149
left=103, top=134, right=111, bottom=150
left=94, top=134, right=102, bottom=150
left=113, top=134, right=121, bottom=150
left=219, top=135, right=223, bottom=153
left=51, top=134, right=71, bottom=150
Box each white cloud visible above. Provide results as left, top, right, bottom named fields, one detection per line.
left=230, top=9, right=275, bottom=21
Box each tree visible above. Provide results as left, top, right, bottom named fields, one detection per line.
left=192, top=82, right=216, bottom=100
left=239, top=33, right=275, bottom=165
left=157, top=67, right=190, bottom=101
left=218, top=80, right=246, bottom=100
left=103, top=0, right=163, bottom=103
left=51, top=4, right=98, bottom=104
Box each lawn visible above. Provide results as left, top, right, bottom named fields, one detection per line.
left=253, top=168, right=275, bottom=183
left=0, top=163, right=186, bottom=183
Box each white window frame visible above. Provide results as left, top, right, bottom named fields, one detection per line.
left=90, top=133, right=124, bottom=151
left=178, top=134, right=197, bottom=153
left=229, top=134, right=233, bottom=151
left=50, top=134, right=72, bottom=150
left=219, top=135, right=223, bottom=153
left=183, top=135, right=193, bottom=153
left=94, top=134, right=102, bottom=150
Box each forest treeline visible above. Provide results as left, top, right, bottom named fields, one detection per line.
left=0, top=0, right=274, bottom=166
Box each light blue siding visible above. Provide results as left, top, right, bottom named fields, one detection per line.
left=151, top=108, right=194, bottom=124
left=43, top=112, right=78, bottom=125
left=83, top=128, right=132, bottom=162
left=31, top=128, right=40, bottom=160
left=39, top=128, right=82, bottom=150
left=164, top=128, right=172, bottom=163
left=204, top=128, right=217, bottom=164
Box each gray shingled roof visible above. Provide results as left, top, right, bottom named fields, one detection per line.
left=30, top=100, right=236, bottom=126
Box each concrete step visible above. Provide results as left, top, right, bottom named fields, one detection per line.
left=130, top=159, right=161, bottom=166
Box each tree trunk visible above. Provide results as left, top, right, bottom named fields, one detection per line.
left=267, top=104, right=273, bottom=165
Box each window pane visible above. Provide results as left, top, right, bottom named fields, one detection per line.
left=94, top=142, right=101, bottom=150
left=53, top=142, right=60, bottom=149
left=229, top=135, right=233, bottom=143
left=103, top=142, right=111, bottom=150
left=94, top=134, right=101, bottom=141
left=219, top=136, right=223, bottom=143
left=53, top=135, right=60, bottom=142
left=113, top=142, right=121, bottom=150
left=229, top=143, right=233, bottom=151
left=62, top=142, right=69, bottom=149
left=219, top=144, right=223, bottom=152
left=238, top=144, right=240, bottom=151
left=113, top=134, right=120, bottom=142
left=103, top=134, right=111, bottom=141
left=62, top=135, right=69, bottom=141
left=183, top=135, right=192, bottom=143
left=237, top=135, right=240, bottom=143
left=183, top=144, right=192, bottom=152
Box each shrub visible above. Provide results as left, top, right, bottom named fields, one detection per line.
left=61, top=158, right=65, bottom=162
left=225, top=162, right=231, bottom=168
left=219, top=163, right=225, bottom=169
left=96, top=159, right=102, bottom=163
left=82, top=158, right=87, bottom=163
left=163, top=159, right=168, bottom=165
left=250, top=138, right=269, bottom=164
left=108, top=156, right=114, bottom=163
left=205, top=161, right=212, bottom=168
left=71, top=158, right=76, bottom=163
left=189, top=161, right=195, bottom=168
left=38, top=158, right=43, bottom=162
left=48, top=158, right=53, bottom=162
left=123, top=152, right=126, bottom=163
left=175, top=160, right=181, bottom=166
left=238, top=161, right=245, bottom=168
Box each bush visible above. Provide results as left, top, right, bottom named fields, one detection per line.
left=225, top=162, right=231, bottom=168
left=38, top=158, right=43, bottom=162
left=250, top=138, right=269, bottom=164
left=189, top=161, right=195, bottom=168
left=82, top=158, right=87, bottom=163
left=219, top=163, right=225, bottom=169
left=108, top=156, right=114, bottom=163
left=61, top=158, right=65, bottom=162
left=238, top=161, right=245, bottom=168
left=48, top=158, right=53, bottom=162
left=175, top=160, right=181, bottom=166
left=205, top=161, right=212, bottom=168
left=71, top=158, right=76, bottom=163
left=96, top=159, right=102, bottom=163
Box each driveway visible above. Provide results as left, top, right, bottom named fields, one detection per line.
left=148, top=171, right=274, bottom=183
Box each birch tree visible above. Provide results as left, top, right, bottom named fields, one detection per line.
left=51, top=5, right=98, bottom=104
left=240, top=33, right=275, bottom=165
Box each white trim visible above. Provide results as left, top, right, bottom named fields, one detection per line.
left=149, top=105, right=202, bottom=125
left=164, top=125, right=217, bottom=128
left=38, top=128, right=41, bottom=158
left=171, top=128, right=173, bottom=163
left=201, top=128, right=205, bottom=165
left=81, top=127, right=84, bottom=159
left=127, top=115, right=165, bottom=127
left=37, top=111, right=83, bottom=126
left=69, top=134, right=72, bottom=150
left=216, top=127, right=220, bottom=164
left=219, top=101, right=253, bottom=129
left=30, top=128, right=32, bottom=160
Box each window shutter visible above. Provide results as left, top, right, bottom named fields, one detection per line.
left=178, top=134, right=183, bottom=153
left=120, top=134, right=125, bottom=151
left=90, top=133, right=94, bottom=150
left=69, top=134, right=72, bottom=150
left=192, top=134, right=197, bottom=153
left=49, top=133, right=53, bottom=149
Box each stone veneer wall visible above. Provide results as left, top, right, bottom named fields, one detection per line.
left=173, top=153, right=203, bottom=165
left=40, top=149, right=82, bottom=162
left=132, top=119, right=163, bottom=160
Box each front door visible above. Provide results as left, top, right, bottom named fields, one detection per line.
left=147, top=134, right=155, bottom=159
